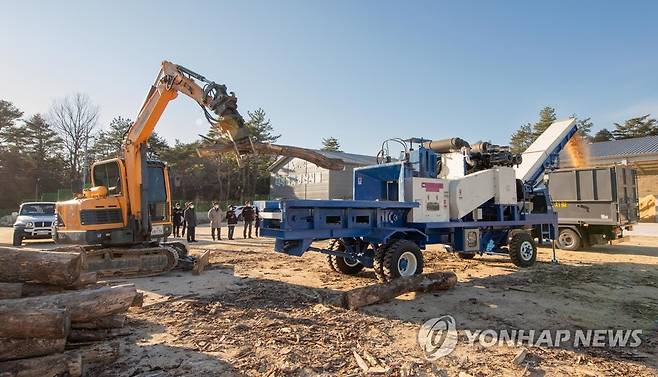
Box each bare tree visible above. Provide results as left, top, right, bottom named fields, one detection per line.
left=49, top=93, right=99, bottom=191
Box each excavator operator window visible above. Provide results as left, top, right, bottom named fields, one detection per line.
left=147, top=166, right=168, bottom=222
left=92, top=161, right=122, bottom=196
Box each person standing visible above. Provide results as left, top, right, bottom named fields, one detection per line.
left=181, top=202, right=189, bottom=238
left=184, top=202, right=197, bottom=242
left=254, top=206, right=260, bottom=237
left=242, top=201, right=255, bottom=239
left=172, top=202, right=183, bottom=237
left=226, top=206, right=238, bottom=240
left=208, top=202, right=222, bottom=241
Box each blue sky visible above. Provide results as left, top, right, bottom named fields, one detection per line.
left=2, top=1, right=657, bottom=154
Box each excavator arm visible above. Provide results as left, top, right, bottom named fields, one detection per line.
left=124, top=61, right=250, bottom=238
left=124, top=61, right=344, bottom=239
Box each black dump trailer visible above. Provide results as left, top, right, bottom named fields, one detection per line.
left=547, top=166, right=639, bottom=250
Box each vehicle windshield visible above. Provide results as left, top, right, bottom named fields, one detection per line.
left=19, top=204, right=55, bottom=216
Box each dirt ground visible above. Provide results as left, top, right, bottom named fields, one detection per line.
left=1, top=226, right=657, bottom=376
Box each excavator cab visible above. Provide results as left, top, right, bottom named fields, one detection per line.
left=55, top=158, right=173, bottom=247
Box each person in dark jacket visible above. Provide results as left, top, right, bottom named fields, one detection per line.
left=183, top=202, right=197, bottom=242
left=172, top=202, right=183, bottom=237
left=226, top=206, right=238, bottom=240
left=254, top=207, right=260, bottom=237
left=241, top=201, right=255, bottom=239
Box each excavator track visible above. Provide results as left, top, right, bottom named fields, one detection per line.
left=82, top=245, right=180, bottom=278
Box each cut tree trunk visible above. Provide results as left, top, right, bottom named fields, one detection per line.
left=197, top=141, right=346, bottom=170
left=72, top=314, right=125, bottom=330
left=0, top=283, right=22, bottom=299
left=0, top=284, right=137, bottom=323
left=192, top=250, right=210, bottom=275
left=0, top=352, right=81, bottom=377
left=340, top=271, right=458, bottom=309
left=65, top=341, right=119, bottom=368
left=0, top=247, right=83, bottom=287
left=0, top=337, right=66, bottom=361
left=0, top=307, right=70, bottom=338
left=68, top=328, right=131, bottom=343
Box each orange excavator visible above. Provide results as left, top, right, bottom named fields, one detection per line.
left=54, top=61, right=343, bottom=276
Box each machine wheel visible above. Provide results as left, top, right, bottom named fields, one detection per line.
left=457, top=252, right=476, bottom=260
left=508, top=231, right=537, bottom=267
left=373, top=245, right=386, bottom=282
left=12, top=230, right=23, bottom=246
left=383, top=239, right=424, bottom=281
left=557, top=228, right=581, bottom=251
left=326, top=239, right=364, bottom=275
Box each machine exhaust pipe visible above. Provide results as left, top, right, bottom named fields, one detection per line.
left=422, top=138, right=470, bottom=153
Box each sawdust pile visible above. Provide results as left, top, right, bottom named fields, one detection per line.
left=565, top=132, right=590, bottom=168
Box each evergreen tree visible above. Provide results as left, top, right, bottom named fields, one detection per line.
left=612, top=114, right=658, bottom=139
left=23, top=114, right=63, bottom=159
left=571, top=114, right=593, bottom=140
left=93, top=116, right=169, bottom=160
left=592, top=128, right=614, bottom=142
left=532, top=106, right=557, bottom=136
left=245, top=108, right=280, bottom=143
left=321, top=137, right=341, bottom=152
left=509, top=124, right=533, bottom=153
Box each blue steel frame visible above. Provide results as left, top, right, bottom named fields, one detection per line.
left=257, top=198, right=557, bottom=267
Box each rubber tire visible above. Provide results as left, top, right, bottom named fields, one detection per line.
left=373, top=245, right=386, bottom=282
left=326, top=239, right=364, bottom=275
left=508, top=231, right=537, bottom=267
left=557, top=228, right=581, bottom=251
left=12, top=230, right=23, bottom=246
left=383, top=239, right=424, bottom=281
left=457, top=253, right=476, bottom=260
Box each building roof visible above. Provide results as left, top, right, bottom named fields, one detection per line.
left=587, top=135, right=658, bottom=158
left=560, top=135, right=658, bottom=173
left=269, top=150, right=378, bottom=172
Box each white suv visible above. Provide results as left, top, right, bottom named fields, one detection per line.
left=13, top=202, right=56, bottom=246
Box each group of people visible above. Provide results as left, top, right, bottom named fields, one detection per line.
left=171, top=201, right=260, bottom=243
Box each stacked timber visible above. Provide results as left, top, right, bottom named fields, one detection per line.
left=0, top=246, right=138, bottom=376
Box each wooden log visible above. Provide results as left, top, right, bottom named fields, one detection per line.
left=340, top=271, right=458, bottom=309
left=0, top=307, right=70, bottom=338
left=131, top=291, right=144, bottom=307
left=71, top=272, right=97, bottom=288
left=0, top=338, right=66, bottom=361
left=0, top=352, right=81, bottom=377
left=20, top=283, right=64, bottom=297
left=65, top=341, right=120, bottom=367
left=0, top=284, right=136, bottom=323
left=68, top=328, right=131, bottom=343
left=0, top=247, right=83, bottom=287
left=0, top=283, right=22, bottom=299
left=197, top=141, right=346, bottom=170
left=72, top=314, right=125, bottom=330
left=192, top=250, right=210, bottom=275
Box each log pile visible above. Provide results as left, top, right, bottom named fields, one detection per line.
left=0, top=246, right=138, bottom=376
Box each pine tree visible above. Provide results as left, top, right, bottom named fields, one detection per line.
left=509, top=106, right=557, bottom=153
left=93, top=116, right=169, bottom=160
left=321, top=137, right=341, bottom=152
left=532, top=106, right=557, bottom=137
left=592, top=128, right=614, bottom=142
left=245, top=108, right=280, bottom=143
left=612, top=114, right=658, bottom=139
left=571, top=114, right=593, bottom=141
left=509, top=124, right=533, bottom=153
